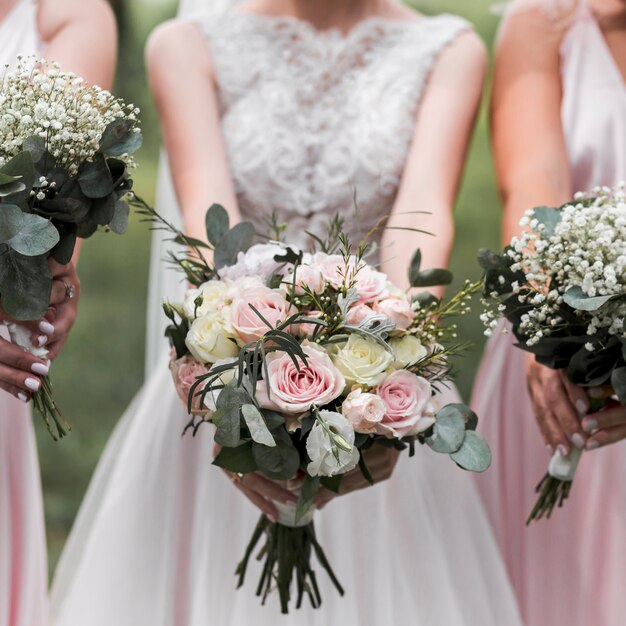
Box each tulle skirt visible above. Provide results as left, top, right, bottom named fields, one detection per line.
left=50, top=354, right=522, bottom=626
left=472, top=323, right=626, bottom=626
left=0, top=393, right=48, bottom=626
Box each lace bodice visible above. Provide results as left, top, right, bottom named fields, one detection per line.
left=195, top=12, right=470, bottom=249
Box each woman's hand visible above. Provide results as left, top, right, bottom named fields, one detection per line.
left=315, top=445, right=400, bottom=510
left=0, top=261, right=80, bottom=401
left=526, top=354, right=590, bottom=455
left=582, top=398, right=626, bottom=450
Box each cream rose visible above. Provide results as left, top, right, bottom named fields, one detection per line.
left=229, top=286, right=297, bottom=344
left=256, top=342, right=345, bottom=414
left=332, top=334, right=394, bottom=387
left=185, top=313, right=239, bottom=364
left=183, top=280, right=230, bottom=320
left=375, top=370, right=436, bottom=437
left=203, top=358, right=238, bottom=412
left=389, top=335, right=429, bottom=367
left=306, top=410, right=360, bottom=477
left=341, top=388, right=386, bottom=434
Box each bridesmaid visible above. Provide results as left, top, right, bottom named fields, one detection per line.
left=0, top=1, right=115, bottom=625
left=473, top=0, right=626, bottom=625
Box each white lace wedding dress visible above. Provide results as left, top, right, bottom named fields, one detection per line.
left=51, top=12, right=522, bottom=625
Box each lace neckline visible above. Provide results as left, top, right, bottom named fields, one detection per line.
left=229, top=11, right=430, bottom=41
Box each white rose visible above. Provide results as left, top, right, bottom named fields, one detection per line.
left=218, top=242, right=291, bottom=282
left=185, top=313, right=239, bottom=364
left=183, top=281, right=230, bottom=320
left=306, top=410, right=360, bottom=477
left=332, top=334, right=394, bottom=387
left=389, top=335, right=429, bottom=367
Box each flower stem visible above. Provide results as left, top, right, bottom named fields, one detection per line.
left=526, top=473, right=572, bottom=524
left=30, top=376, right=70, bottom=441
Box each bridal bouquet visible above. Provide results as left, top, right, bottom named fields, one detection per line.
left=142, top=199, right=491, bottom=612
left=480, top=185, right=626, bottom=522
left=0, top=57, right=141, bottom=439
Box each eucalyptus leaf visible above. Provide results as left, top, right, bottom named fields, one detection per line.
left=241, top=404, right=276, bottom=447
left=22, top=135, right=46, bottom=162
left=252, top=429, right=300, bottom=480
left=214, top=405, right=242, bottom=447
left=98, top=119, right=143, bottom=156
left=78, top=154, right=114, bottom=199
left=531, top=206, right=561, bottom=236
left=410, top=268, right=453, bottom=288
left=7, top=213, right=59, bottom=256
left=109, top=200, right=129, bottom=235
left=212, top=442, right=257, bottom=474
left=477, top=248, right=507, bottom=271
left=205, top=203, right=229, bottom=246
left=563, top=286, right=616, bottom=312
left=611, top=367, right=626, bottom=404
left=52, top=229, right=77, bottom=265
left=0, top=248, right=51, bottom=320
left=413, top=291, right=439, bottom=309
left=408, top=248, right=422, bottom=285
left=0, top=151, right=35, bottom=201
left=320, top=475, right=342, bottom=494
left=450, top=431, right=492, bottom=472
left=295, top=474, right=320, bottom=524
left=213, top=222, right=255, bottom=270
left=0, top=179, right=25, bottom=198
left=426, top=404, right=466, bottom=453
left=0, top=204, right=24, bottom=242
left=90, top=194, right=116, bottom=226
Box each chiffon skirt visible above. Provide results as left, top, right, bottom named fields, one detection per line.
left=50, top=354, right=522, bottom=626
left=472, top=323, right=626, bottom=626
left=0, top=393, right=48, bottom=626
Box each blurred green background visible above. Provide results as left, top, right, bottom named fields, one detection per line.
left=39, top=0, right=503, bottom=571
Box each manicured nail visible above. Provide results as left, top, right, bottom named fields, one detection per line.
left=36, top=335, right=48, bottom=347
left=589, top=387, right=605, bottom=399
left=17, top=392, right=28, bottom=403
left=582, top=418, right=598, bottom=434
left=31, top=362, right=49, bottom=376
left=267, top=513, right=277, bottom=523
left=38, top=321, right=55, bottom=335
left=571, top=433, right=586, bottom=449
left=586, top=440, right=600, bottom=451
left=557, top=444, right=569, bottom=456
left=575, top=399, right=589, bottom=417
left=546, top=444, right=554, bottom=455
left=25, top=377, right=40, bottom=392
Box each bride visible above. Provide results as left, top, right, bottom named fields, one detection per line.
left=51, top=0, right=522, bottom=623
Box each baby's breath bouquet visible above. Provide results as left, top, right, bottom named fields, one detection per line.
left=480, top=185, right=626, bottom=522
left=0, top=57, right=141, bottom=439
left=137, top=198, right=491, bottom=613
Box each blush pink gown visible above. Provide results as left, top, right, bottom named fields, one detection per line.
left=472, top=3, right=626, bottom=626
left=0, top=2, right=49, bottom=626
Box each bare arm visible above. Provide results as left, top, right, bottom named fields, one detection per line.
left=381, top=31, right=486, bottom=294
left=146, top=20, right=241, bottom=244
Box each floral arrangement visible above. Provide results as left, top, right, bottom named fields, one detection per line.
left=0, top=57, right=141, bottom=439
left=480, top=185, right=626, bottom=522
left=139, top=199, right=491, bottom=613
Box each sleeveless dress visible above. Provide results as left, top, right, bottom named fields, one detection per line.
left=0, top=3, right=49, bottom=626
left=51, top=13, right=522, bottom=626
left=472, top=3, right=626, bottom=626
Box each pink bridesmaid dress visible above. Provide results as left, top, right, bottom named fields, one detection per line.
left=473, top=2, right=626, bottom=626
left=0, top=2, right=49, bottom=626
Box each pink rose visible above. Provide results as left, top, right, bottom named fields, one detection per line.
left=375, top=370, right=435, bottom=437
left=284, top=263, right=325, bottom=295
left=341, top=388, right=386, bottom=434
left=353, top=264, right=388, bottom=303
left=170, top=355, right=210, bottom=411
left=345, top=303, right=375, bottom=326
left=373, top=297, right=414, bottom=330
left=256, top=342, right=345, bottom=414
left=313, top=252, right=351, bottom=290
left=230, top=286, right=297, bottom=344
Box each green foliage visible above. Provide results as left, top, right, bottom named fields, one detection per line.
left=450, top=431, right=492, bottom=472
left=426, top=404, right=467, bottom=453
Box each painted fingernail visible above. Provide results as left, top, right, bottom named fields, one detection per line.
left=38, top=321, right=55, bottom=335
left=575, top=399, right=589, bottom=417
left=582, top=418, right=598, bottom=433
left=589, top=387, right=605, bottom=399
left=267, top=513, right=277, bottom=523
left=36, top=335, right=48, bottom=347
left=557, top=444, right=569, bottom=456
left=546, top=444, right=554, bottom=455
left=25, top=377, right=40, bottom=392
left=586, top=440, right=599, bottom=451
left=571, top=433, right=586, bottom=449
left=17, top=392, right=28, bottom=403
left=31, top=362, right=49, bottom=376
